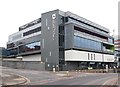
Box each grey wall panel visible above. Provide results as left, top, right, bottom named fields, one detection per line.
left=41, top=10, right=60, bottom=70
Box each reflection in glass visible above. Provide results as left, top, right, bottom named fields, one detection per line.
left=19, top=41, right=40, bottom=53
left=74, top=36, right=102, bottom=51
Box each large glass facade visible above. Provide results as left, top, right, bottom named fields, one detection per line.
left=74, top=36, right=102, bottom=51
left=19, top=41, right=40, bottom=53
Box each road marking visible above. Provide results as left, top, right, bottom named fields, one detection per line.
left=2, top=72, right=30, bottom=85
left=102, top=78, right=118, bottom=86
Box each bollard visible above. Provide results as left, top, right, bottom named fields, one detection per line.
left=76, top=70, right=78, bottom=73
left=66, top=71, right=69, bottom=76
left=53, top=68, right=55, bottom=72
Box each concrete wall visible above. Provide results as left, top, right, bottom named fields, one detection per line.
left=2, top=60, right=45, bottom=70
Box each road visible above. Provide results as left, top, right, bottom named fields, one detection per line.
left=44, top=73, right=118, bottom=85
left=1, top=66, right=118, bottom=86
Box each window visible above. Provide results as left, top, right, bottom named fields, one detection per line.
left=74, top=26, right=108, bottom=40
left=74, top=36, right=102, bottom=51
left=108, top=38, right=114, bottom=44
left=74, top=36, right=79, bottom=47
left=23, top=27, right=41, bottom=36
left=19, top=18, right=41, bottom=31
left=84, top=39, right=87, bottom=48
left=81, top=37, right=85, bottom=48
left=7, top=48, right=18, bottom=56
left=7, top=43, right=15, bottom=48
left=87, top=39, right=91, bottom=49
left=19, top=41, right=40, bottom=53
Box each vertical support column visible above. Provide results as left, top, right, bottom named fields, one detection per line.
left=41, top=10, right=60, bottom=71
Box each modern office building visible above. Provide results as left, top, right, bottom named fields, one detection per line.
left=6, top=9, right=115, bottom=71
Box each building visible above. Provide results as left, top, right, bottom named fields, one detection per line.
left=115, top=36, right=120, bottom=50
left=6, top=9, right=115, bottom=71
left=114, top=36, right=120, bottom=66
left=0, top=47, right=7, bottom=58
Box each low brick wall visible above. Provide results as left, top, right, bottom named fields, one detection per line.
left=2, top=60, right=45, bottom=71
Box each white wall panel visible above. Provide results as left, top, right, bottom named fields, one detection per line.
left=65, top=50, right=114, bottom=62
left=104, top=54, right=114, bottom=62
left=22, top=54, right=41, bottom=61
left=65, top=50, right=88, bottom=61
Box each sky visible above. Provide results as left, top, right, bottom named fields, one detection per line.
left=0, top=0, right=119, bottom=48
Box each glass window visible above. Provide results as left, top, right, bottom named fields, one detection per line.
left=90, top=40, right=93, bottom=49
left=74, top=36, right=102, bottom=51
left=87, top=39, right=91, bottom=49
left=7, top=43, right=15, bottom=48
left=23, top=27, right=41, bottom=36
left=19, top=41, right=40, bottom=53
left=84, top=38, right=88, bottom=49
left=79, top=37, right=83, bottom=47
left=98, top=42, right=101, bottom=50
left=74, top=36, right=77, bottom=47
left=7, top=48, right=18, bottom=56
left=108, top=38, right=114, bottom=44
left=81, top=38, right=85, bottom=48
left=74, top=36, right=79, bottom=47
left=93, top=41, right=96, bottom=49
left=78, top=37, right=81, bottom=47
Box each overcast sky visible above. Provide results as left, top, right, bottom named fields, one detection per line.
left=0, top=0, right=119, bottom=47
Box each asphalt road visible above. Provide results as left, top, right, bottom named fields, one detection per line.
left=1, top=66, right=118, bottom=86
left=44, top=73, right=118, bottom=85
